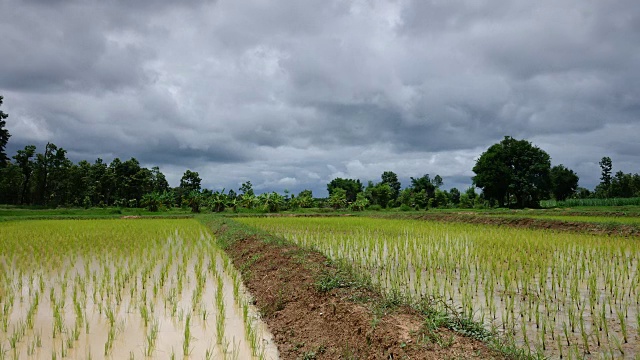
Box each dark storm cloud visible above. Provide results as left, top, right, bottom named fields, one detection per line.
left=1, top=0, right=639, bottom=193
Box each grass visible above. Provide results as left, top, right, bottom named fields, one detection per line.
left=542, top=197, right=640, bottom=207
left=0, top=205, right=193, bottom=221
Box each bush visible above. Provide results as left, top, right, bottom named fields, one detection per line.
left=368, top=204, right=382, bottom=211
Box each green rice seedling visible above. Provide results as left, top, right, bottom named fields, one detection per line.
left=60, top=338, right=67, bottom=358
left=66, top=332, right=74, bottom=350
left=216, top=311, right=226, bottom=346
left=2, top=219, right=277, bottom=359
left=612, top=334, right=624, bottom=356
left=183, top=313, right=192, bottom=356
left=240, top=216, right=640, bottom=359
left=140, top=303, right=150, bottom=327
left=616, top=307, right=628, bottom=343
left=579, top=315, right=590, bottom=354
left=26, top=339, right=35, bottom=356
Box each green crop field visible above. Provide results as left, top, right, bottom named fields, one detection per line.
left=0, top=219, right=276, bottom=360
left=239, top=217, right=640, bottom=359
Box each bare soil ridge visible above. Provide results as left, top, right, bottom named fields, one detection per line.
left=407, top=213, right=640, bottom=237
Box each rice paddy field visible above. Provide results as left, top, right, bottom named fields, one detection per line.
left=0, top=219, right=278, bottom=360
left=239, top=217, right=640, bottom=359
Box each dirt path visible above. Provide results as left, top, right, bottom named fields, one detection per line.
left=212, top=221, right=506, bottom=360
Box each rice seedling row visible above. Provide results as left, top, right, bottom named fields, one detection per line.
left=239, top=217, right=639, bottom=359
left=0, top=219, right=278, bottom=360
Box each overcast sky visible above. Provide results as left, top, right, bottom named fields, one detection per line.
left=2, top=0, right=639, bottom=196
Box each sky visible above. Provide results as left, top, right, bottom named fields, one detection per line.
left=1, top=0, right=639, bottom=197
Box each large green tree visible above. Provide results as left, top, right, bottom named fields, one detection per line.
left=34, top=143, right=72, bottom=206
left=364, top=181, right=392, bottom=208
left=472, top=136, right=551, bottom=208
left=180, top=170, right=201, bottom=192
left=594, top=156, right=613, bottom=197
left=327, top=178, right=363, bottom=203
left=0, top=96, right=10, bottom=167
left=380, top=171, right=401, bottom=204
left=150, top=166, right=170, bottom=193
left=13, top=145, right=36, bottom=205
left=550, top=164, right=579, bottom=201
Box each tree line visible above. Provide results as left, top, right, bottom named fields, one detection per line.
left=1, top=96, right=639, bottom=211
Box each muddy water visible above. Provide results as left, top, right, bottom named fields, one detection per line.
left=0, top=222, right=278, bottom=360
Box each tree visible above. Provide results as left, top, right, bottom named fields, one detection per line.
left=91, top=158, right=111, bottom=205
left=432, top=175, right=443, bottom=188
left=239, top=181, right=254, bottom=197
left=459, top=187, right=478, bottom=208
left=472, top=136, right=551, bottom=208
left=150, top=166, right=170, bottom=193
left=433, top=188, right=448, bottom=208
left=0, top=163, right=22, bottom=204
left=34, top=143, right=72, bottom=206
left=380, top=171, right=401, bottom=204
left=449, top=188, right=461, bottom=205
left=208, top=190, right=228, bottom=212
left=240, top=192, right=257, bottom=209
left=180, top=170, right=201, bottom=192
left=410, top=174, right=438, bottom=199
left=593, top=156, right=613, bottom=198
left=295, top=189, right=314, bottom=208
left=13, top=145, right=36, bottom=205
left=599, top=157, right=612, bottom=188
left=259, top=192, right=284, bottom=212
left=0, top=96, right=10, bottom=167
left=550, top=165, right=579, bottom=201
left=610, top=171, right=640, bottom=198
left=328, top=188, right=347, bottom=209
left=327, top=178, right=363, bottom=203
left=350, top=192, right=369, bottom=211
left=364, top=181, right=392, bottom=208
left=108, top=157, right=151, bottom=206
left=141, top=192, right=163, bottom=212
left=408, top=174, right=442, bottom=208
left=184, top=190, right=202, bottom=213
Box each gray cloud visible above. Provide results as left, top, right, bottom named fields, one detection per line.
left=2, top=0, right=639, bottom=196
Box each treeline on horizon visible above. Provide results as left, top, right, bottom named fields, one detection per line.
left=1, top=96, right=640, bottom=212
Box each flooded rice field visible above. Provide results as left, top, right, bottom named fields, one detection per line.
left=0, top=219, right=278, bottom=360
left=240, top=217, right=640, bottom=359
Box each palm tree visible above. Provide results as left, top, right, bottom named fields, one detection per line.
left=240, top=193, right=257, bottom=209
left=259, top=192, right=284, bottom=212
